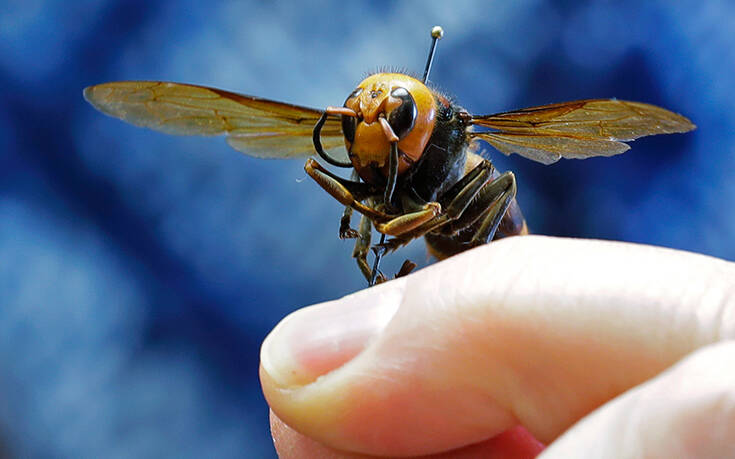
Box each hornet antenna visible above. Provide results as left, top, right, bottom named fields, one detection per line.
left=422, top=25, right=444, bottom=83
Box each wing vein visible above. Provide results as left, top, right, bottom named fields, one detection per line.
left=84, top=81, right=347, bottom=160
left=470, top=98, right=695, bottom=164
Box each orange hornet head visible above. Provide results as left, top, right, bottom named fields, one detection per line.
left=341, top=73, right=437, bottom=185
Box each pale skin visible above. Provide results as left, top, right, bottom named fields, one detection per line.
left=259, top=236, right=735, bottom=458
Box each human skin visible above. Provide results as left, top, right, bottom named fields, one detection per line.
left=260, top=236, right=735, bottom=458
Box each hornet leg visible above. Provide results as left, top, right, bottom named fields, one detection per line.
left=424, top=169, right=518, bottom=258
left=339, top=170, right=362, bottom=239
left=353, top=213, right=387, bottom=283
left=373, top=161, right=496, bottom=252
left=467, top=171, right=517, bottom=245
left=305, top=158, right=389, bottom=223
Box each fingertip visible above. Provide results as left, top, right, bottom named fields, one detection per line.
left=260, top=280, right=405, bottom=388
left=261, top=261, right=519, bottom=455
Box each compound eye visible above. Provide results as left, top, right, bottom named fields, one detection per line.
left=344, top=87, right=363, bottom=105
left=388, top=87, right=417, bottom=139
left=341, top=88, right=362, bottom=143
left=341, top=88, right=363, bottom=142
left=341, top=115, right=356, bottom=143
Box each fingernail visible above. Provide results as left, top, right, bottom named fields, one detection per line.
left=260, top=282, right=404, bottom=388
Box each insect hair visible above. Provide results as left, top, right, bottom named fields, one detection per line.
left=360, top=66, right=458, bottom=105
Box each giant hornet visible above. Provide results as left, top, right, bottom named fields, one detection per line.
left=84, top=26, right=695, bottom=285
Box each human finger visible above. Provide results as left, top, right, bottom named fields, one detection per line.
left=260, top=236, right=735, bottom=456
left=540, top=340, right=735, bottom=458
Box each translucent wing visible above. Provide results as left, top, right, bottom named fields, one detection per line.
left=83, top=81, right=346, bottom=159
left=470, top=99, right=696, bottom=165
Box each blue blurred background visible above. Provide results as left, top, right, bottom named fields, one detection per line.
left=1, top=0, right=733, bottom=457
